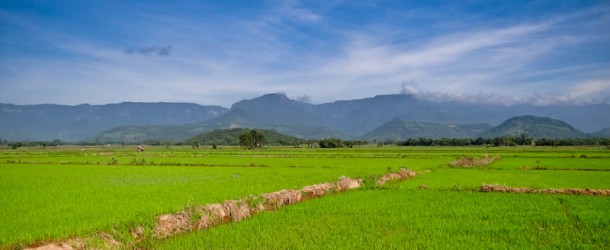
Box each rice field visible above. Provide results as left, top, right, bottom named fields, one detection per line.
left=1, top=145, right=609, bottom=249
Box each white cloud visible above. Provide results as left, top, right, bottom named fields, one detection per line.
left=570, top=80, right=610, bottom=99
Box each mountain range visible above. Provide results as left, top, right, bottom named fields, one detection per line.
left=0, top=102, right=227, bottom=141
left=1, top=93, right=609, bottom=142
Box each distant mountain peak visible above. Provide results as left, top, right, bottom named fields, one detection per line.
left=231, top=92, right=299, bottom=109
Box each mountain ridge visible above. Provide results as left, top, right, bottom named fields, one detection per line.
left=360, top=118, right=492, bottom=141
left=2, top=93, right=609, bottom=142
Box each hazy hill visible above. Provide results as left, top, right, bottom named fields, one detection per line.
left=198, top=93, right=348, bottom=139
left=0, top=102, right=227, bottom=141
left=87, top=94, right=347, bottom=143
left=360, top=118, right=492, bottom=141
left=189, top=128, right=305, bottom=146
left=591, top=127, right=610, bottom=138
left=481, top=115, right=587, bottom=139
left=83, top=124, right=211, bottom=144
left=312, top=94, right=610, bottom=136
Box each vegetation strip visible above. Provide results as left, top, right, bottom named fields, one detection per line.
left=25, top=169, right=418, bottom=250
left=480, top=184, right=610, bottom=196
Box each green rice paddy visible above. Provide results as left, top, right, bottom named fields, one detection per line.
left=1, top=145, right=609, bottom=249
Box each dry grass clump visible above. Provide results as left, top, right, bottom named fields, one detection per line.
left=334, top=176, right=363, bottom=192
left=480, top=184, right=610, bottom=196
left=377, top=168, right=417, bottom=185
left=194, top=204, right=227, bottom=230
left=262, top=189, right=302, bottom=209
left=24, top=233, right=120, bottom=250
left=222, top=200, right=251, bottom=222
left=301, top=183, right=334, bottom=198
left=154, top=211, right=191, bottom=237
left=25, top=242, right=76, bottom=250
left=449, top=155, right=500, bottom=168
left=130, top=226, right=145, bottom=240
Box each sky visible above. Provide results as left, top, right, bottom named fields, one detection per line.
left=1, top=0, right=609, bottom=107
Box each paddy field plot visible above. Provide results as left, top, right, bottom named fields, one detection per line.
left=1, top=146, right=609, bottom=249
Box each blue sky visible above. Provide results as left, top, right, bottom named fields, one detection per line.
left=1, top=0, right=609, bottom=107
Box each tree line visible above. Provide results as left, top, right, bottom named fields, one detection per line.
left=396, top=136, right=610, bottom=147
left=2, top=135, right=609, bottom=149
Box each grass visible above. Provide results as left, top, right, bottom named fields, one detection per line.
left=1, top=145, right=609, bottom=248
left=152, top=189, right=610, bottom=249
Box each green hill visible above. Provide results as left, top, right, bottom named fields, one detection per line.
left=83, top=124, right=211, bottom=144
left=481, top=115, right=587, bottom=139
left=360, top=118, right=491, bottom=141
left=189, top=128, right=305, bottom=146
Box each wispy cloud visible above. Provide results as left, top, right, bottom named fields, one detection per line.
left=570, top=80, right=610, bottom=99
left=1, top=1, right=609, bottom=106
left=274, top=0, right=322, bottom=22
left=124, top=45, right=172, bottom=56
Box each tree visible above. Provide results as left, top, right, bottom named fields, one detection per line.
left=318, top=138, right=343, bottom=148
left=239, top=130, right=266, bottom=149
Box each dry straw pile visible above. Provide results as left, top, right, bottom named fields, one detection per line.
left=480, top=184, right=610, bottom=196
left=377, top=168, right=417, bottom=185
left=449, top=155, right=500, bottom=168
left=150, top=176, right=364, bottom=239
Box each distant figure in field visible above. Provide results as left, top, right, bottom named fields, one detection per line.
left=136, top=145, right=145, bottom=152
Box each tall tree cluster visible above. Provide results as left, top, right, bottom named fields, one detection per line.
left=239, top=130, right=266, bottom=149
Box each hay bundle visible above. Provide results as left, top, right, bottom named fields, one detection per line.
left=335, top=176, right=362, bottom=192
left=222, top=200, right=251, bottom=222
left=377, top=168, right=417, bottom=185
left=449, top=155, right=500, bottom=168
left=301, top=183, right=334, bottom=198
left=154, top=211, right=191, bottom=237
left=262, top=189, right=302, bottom=208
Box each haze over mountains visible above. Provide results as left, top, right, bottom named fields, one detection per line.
left=1, top=93, right=609, bottom=143
left=0, top=103, right=227, bottom=141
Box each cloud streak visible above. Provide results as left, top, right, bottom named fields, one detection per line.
left=0, top=1, right=608, bottom=106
